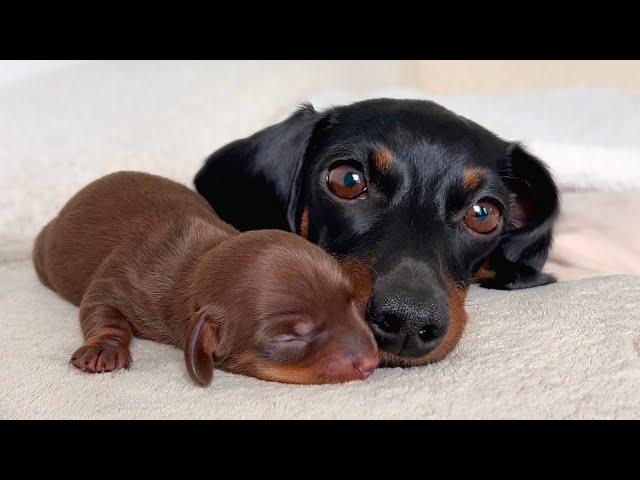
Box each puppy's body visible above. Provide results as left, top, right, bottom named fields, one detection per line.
left=35, top=172, right=231, bottom=332
left=34, top=171, right=378, bottom=385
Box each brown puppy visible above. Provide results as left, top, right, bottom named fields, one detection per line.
left=33, top=171, right=378, bottom=386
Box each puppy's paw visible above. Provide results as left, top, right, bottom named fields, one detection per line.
left=70, top=344, right=131, bottom=373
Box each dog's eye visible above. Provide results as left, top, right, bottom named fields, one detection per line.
left=326, top=165, right=368, bottom=200
left=464, top=200, right=501, bottom=234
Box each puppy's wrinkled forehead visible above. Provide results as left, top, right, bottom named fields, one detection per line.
left=255, top=239, right=352, bottom=311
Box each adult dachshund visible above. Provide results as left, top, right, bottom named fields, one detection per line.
left=194, top=98, right=559, bottom=367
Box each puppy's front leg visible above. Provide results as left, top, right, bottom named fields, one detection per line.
left=71, top=299, right=133, bottom=374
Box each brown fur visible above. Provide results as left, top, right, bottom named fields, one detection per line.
left=33, top=171, right=378, bottom=386
left=336, top=256, right=376, bottom=314
left=372, top=146, right=393, bottom=173
left=299, top=207, right=309, bottom=239
left=473, top=259, right=497, bottom=283
left=462, top=168, right=483, bottom=191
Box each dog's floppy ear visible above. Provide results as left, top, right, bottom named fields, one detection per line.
left=480, top=143, right=560, bottom=290
left=185, top=305, right=224, bottom=387
left=194, top=104, right=320, bottom=232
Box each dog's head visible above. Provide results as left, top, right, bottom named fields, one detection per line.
left=194, top=99, right=559, bottom=366
left=187, top=230, right=378, bottom=385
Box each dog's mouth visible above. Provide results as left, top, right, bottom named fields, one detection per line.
left=370, top=323, right=444, bottom=356
left=376, top=342, right=456, bottom=368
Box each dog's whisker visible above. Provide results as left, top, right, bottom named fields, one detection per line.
left=460, top=327, right=490, bottom=344
left=445, top=275, right=487, bottom=287
left=463, top=299, right=482, bottom=308
left=463, top=303, right=493, bottom=318
left=458, top=334, right=477, bottom=348
left=333, top=253, right=380, bottom=276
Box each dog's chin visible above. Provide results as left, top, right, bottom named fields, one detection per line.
left=378, top=346, right=453, bottom=367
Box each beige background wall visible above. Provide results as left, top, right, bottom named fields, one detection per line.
left=411, top=60, right=640, bottom=93
left=4, top=61, right=639, bottom=95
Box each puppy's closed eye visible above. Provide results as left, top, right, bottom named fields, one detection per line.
left=260, top=318, right=314, bottom=362
left=271, top=334, right=309, bottom=349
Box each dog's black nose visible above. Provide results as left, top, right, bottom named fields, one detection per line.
left=368, top=292, right=449, bottom=358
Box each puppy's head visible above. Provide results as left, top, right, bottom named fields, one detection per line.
left=194, top=99, right=559, bottom=366
left=187, top=230, right=378, bottom=386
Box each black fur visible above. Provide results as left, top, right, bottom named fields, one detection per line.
left=194, top=98, right=560, bottom=359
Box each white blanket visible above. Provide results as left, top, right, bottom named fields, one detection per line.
left=2, top=260, right=638, bottom=419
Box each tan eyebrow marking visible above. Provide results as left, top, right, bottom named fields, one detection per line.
left=462, top=168, right=483, bottom=191
left=299, top=207, right=309, bottom=239
left=372, top=146, right=393, bottom=173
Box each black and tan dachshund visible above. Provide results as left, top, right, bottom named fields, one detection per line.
left=194, top=98, right=559, bottom=368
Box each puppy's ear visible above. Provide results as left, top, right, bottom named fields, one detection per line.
left=194, top=104, right=320, bottom=232
left=481, top=143, right=560, bottom=290
left=185, top=305, right=224, bottom=387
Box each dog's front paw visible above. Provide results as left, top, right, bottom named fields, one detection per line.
left=70, top=344, right=131, bottom=373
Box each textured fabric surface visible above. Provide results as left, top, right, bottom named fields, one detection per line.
left=546, top=191, right=640, bottom=280
left=1, top=261, right=638, bottom=419
left=1, top=61, right=639, bottom=419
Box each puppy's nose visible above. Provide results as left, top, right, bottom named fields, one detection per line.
left=368, top=293, right=449, bottom=358
left=326, top=350, right=379, bottom=382
left=353, top=353, right=379, bottom=378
